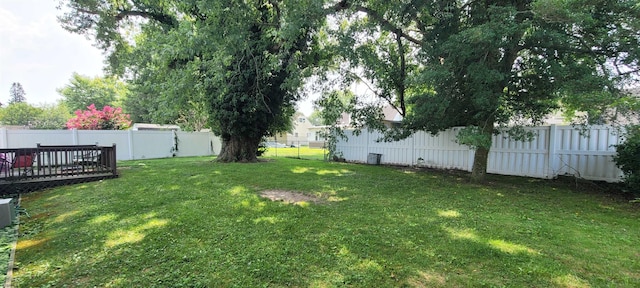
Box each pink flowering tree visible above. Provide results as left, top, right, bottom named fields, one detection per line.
left=66, top=104, right=131, bottom=130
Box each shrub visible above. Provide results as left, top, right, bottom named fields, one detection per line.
left=66, top=104, right=131, bottom=130
left=613, top=125, right=640, bottom=194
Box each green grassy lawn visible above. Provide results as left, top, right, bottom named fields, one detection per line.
left=12, top=157, right=640, bottom=287
left=262, top=146, right=326, bottom=160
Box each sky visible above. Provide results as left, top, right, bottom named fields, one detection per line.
left=0, top=0, right=316, bottom=115
left=0, top=0, right=106, bottom=106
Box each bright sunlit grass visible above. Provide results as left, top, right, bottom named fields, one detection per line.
left=12, top=156, right=640, bottom=287
left=262, top=146, right=326, bottom=160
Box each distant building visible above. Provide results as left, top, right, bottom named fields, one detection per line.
left=618, top=87, right=640, bottom=125
left=544, top=87, right=640, bottom=126
left=267, top=112, right=314, bottom=146
left=382, top=105, right=403, bottom=127
left=307, top=126, right=328, bottom=148
left=306, top=108, right=404, bottom=148
left=131, top=123, right=181, bottom=131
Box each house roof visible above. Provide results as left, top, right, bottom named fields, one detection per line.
left=382, top=105, right=403, bottom=122
left=338, top=112, right=351, bottom=126
left=131, top=123, right=181, bottom=131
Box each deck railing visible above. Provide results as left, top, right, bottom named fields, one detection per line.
left=0, top=144, right=118, bottom=193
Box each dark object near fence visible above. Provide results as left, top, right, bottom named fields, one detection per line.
left=367, top=153, right=382, bottom=165
left=0, top=144, right=118, bottom=194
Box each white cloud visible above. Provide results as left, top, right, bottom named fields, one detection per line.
left=0, top=0, right=105, bottom=105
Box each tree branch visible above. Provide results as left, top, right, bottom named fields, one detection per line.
left=115, top=10, right=177, bottom=27
left=74, top=6, right=177, bottom=28
left=329, top=0, right=422, bottom=45
left=354, top=6, right=422, bottom=45
left=395, top=33, right=407, bottom=116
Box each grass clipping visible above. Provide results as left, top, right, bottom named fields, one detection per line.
left=260, top=190, right=324, bottom=206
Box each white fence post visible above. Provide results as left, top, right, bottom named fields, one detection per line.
left=411, top=133, right=415, bottom=166
left=547, top=124, right=558, bottom=179
left=366, top=128, right=370, bottom=156
left=0, top=128, right=7, bottom=148
left=128, top=129, right=135, bottom=160
left=172, top=130, right=178, bottom=157
left=71, top=128, right=79, bottom=145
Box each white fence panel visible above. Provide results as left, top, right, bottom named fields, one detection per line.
left=488, top=127, right=550, bottom=178
left=0, top=128, right=221, bottom=161
left=338, top=130, right=369, bottom=162
left=553, top=126, right=622, bottom=181
left=77, top=130, right=131, bottom=160
left=77, top=130, right=129, bottom=146
left=367, top=129, right=414, bottom=165
left=211, top=134, right=222, bottom=155
left=4, top=130, right=75, bottom=147
left=413, top=129, right=470, bottom=170
left=176, top=132, right=218, bottom=157
left=131, top=131, right=176, bottom=160
left=336, top=125, right=624, bottom=182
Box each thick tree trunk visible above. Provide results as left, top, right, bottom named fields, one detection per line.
left=470, top=121, right=495, bottom=182
left=217, top=136, right=261, bottom=162
left=471, top=145, right=490, bottom=182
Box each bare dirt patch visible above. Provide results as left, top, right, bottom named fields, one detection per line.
left=260, top=190, right=325, bottom=205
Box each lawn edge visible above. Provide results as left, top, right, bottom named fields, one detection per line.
left=4, top=195, right=20, bottom=288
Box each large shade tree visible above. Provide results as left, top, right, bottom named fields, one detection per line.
left=332, top=0, right=640, bottom=181
left=58, top=0, right=331, bottom=162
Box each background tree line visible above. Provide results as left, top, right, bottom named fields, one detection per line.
left=1, top=74, right=131, bottom=129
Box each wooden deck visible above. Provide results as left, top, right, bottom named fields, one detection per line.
left=0, top=144, right=118, bottom=194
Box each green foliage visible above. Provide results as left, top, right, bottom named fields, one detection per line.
left=314, top=90, right=351, bottom=160
left=0, top=102, right=71, bottom=129
left=334, top=28, right=411, bottom=113
left=0, top=102, right=42, bottom=126
left=307, top=110, right=323, bottom=126
left=405, top=2, right=559, bottom=131
left=121, top=25, right=211, bottom=129
left=456, top=126, right=493, bottom=150
left=175, top=100, right=209, bottom=132
left=614, top=125, right=640, bottom=194
left=347, top=97, right=387, bottom=136
left=121, top=89, right=155, bottom=124
left=57, top=73, right=128, bottom=113
left=256, top=140, right=268, bottom=158
left=31, top=102, right=73, bottom=129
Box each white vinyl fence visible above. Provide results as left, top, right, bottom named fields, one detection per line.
left=0, top=128, right=222, bottom=161
left=336, top=125, right=624, bottom=182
